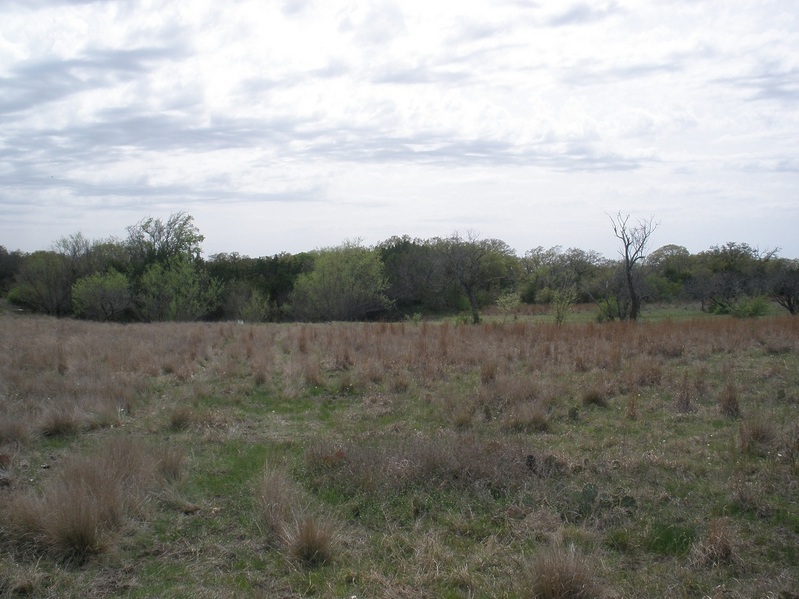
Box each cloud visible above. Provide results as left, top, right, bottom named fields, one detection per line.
left=0, top=1, right=798, bottom=258
left=547, top=1, right=622, bottom=26
left=0, top=45, right=187, bottom=115
left=719, top=64, right=799, bottom=103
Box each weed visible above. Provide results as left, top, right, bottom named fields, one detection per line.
left=3, top=437, right=164, bottom=563
left=0, top=419, right=28, bottom=445
left=256, top=461, right=339, bottom=566
left=158, top=446, right=187, bottom=482
left=168, top=405, right=194, bottom=431
left=480, top=361, right=498, bottom=385
left=625, top=391, right=638, bottom=420
left=256, top=471, right=295, bottom=543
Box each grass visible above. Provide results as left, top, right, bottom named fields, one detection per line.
left=0, top=310, right=798, bottom=597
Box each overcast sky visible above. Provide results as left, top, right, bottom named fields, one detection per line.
left=1, top=0, right=798, bottom=259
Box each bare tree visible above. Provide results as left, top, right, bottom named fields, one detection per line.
left=609, top=212, right=659, bottom=321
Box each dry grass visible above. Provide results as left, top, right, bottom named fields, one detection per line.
left=256, top=461, right=339, bottom=566
left=690, top=518, right=738, bottom=568
left=674, top=373, right=695, bottom=414
left=718, top=381, right=741, bottom=418
left=525, top=544, right=606, bottom=599
left=739, top=417, right=776, bottom=455
left=284, top=514, right=337, bottom=566
left=1, top=312, right=798, bottom=597
left=2, top=437, right=177, bottom=563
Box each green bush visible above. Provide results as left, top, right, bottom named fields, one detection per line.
left=731, top=295, right=770, bottom=318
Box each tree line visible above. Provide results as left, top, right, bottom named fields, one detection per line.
left=1, top=212, right=797, bottom=323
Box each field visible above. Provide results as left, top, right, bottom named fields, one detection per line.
left=1, top=309, right=798, bottom=598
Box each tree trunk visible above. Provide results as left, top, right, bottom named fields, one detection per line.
left=465, top=287, right=480, bottom=324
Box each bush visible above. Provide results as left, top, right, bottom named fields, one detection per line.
left=731, top=295, right=770, bottom=318
left=72, top=269, right=133, bottom=321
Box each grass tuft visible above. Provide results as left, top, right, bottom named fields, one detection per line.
left=739, top=417, right=775, bottom=455
left=718, top=381, right=741, bottom=418
left=690, top=518, right=737, bottom=568
left=285, top=514, right=337, bottom=567
left=581, top=386, right=608, bottom=408
left=526, top=544, right=605, bottom=599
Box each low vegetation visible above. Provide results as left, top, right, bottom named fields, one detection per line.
left=1, top=309, right=798, bottom=597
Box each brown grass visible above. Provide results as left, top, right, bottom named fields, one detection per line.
left=718, top=381, right=741, bottom=418
left=525, top=544, right=606, bottom=599
left=690, top=518, right=737, bottom=568
left=2, top=437, right=174, bottom=563
left=1, top=312, right=798, bottom=596
left=284, top=514, right=337, bottom=566
left=674, top=373, right=695, bottom=414
left=739, top=417, right=776, bottom=455
left=256, top=461, right=339, bottom=566
left=502, top=401, right=550, bottom=432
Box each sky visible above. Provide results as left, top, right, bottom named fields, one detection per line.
left=1, top=0, right=798, bottom=259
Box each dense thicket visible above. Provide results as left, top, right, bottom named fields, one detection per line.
left=3, top=213, right=797, bottom=321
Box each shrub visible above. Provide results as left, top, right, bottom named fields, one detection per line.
left=731, top=296, right=770, bottom=318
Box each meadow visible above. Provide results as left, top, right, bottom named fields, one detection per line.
left=1, top=307, right=798, bottom=598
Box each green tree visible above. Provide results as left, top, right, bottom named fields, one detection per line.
left=691, top=242, right=776, bottom=314
left=72, top=269, right=133, bottom=321
left=137, top=255, right=222, bottom=322
left=206, top=251, right=314, bottom=319
left=767, top=257, right=799, bottom=315
left=0, top=245, right=24, bottom=295
left=379, top=236, right=448, bottom=314
left=126, top=212, right=204, bottom=274
left=8, top=251, right=72, bottom=315
left=645, top=244, right=692, bottom=302
left=290, top=241, right=391, bottom=321
left=434, top=232, right=518, bottom=324
left=521, top=246, right=604, bottom=304
left=220, top=279, right=272, bottom=322
left=551, top=286, right=577, bottom=326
